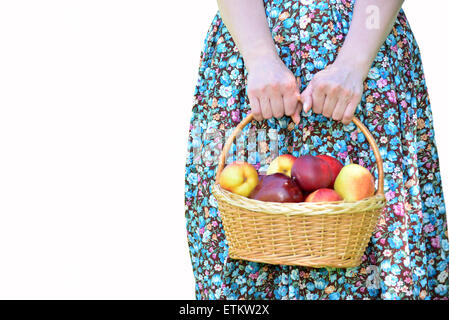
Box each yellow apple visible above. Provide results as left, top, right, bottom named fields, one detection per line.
left=266, top=154, right=297, bottom=177
left=218, top=161, right=259, bottom=197
left=334, top=164, right=375, bottom=201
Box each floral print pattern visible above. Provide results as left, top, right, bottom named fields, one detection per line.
left=185, top=0, right=449, bottom=300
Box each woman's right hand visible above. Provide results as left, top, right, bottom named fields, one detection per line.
left=246, top=55, right=302, bottom=124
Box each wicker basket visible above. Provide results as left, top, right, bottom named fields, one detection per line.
left=212, top=113, right=386, bottom=268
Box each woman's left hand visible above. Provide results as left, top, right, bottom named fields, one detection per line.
left=300, top=62, right=365, bottom=125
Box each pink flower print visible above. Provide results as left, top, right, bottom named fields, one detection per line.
left=385, top=190, right=396, bottom=201
left=424, top=223, right=435, bottom=233
left=400, top=100, right=407, bottom=108
left=393, top=203, right=405, bottom=216
left=337, top=151, right=347, bottom=159
left=387, top=90, right=397, bottom=103
left=231, top=110, right=240, bottom=122
left=431, top=237, right=440, bottom=248
left=249, top=272, right=259, bottom=280
left=377, top=78, right=388, bottom=88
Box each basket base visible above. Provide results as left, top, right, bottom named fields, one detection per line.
left=228, top=253, right=363, bottom=269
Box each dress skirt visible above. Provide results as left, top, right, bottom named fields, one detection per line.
left=184, top=0, right=449, bottom=300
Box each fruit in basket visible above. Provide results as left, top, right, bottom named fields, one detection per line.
left=266, top=154, right=297, bottom=177
left=305, top=188, right=343, bottom=202
left=249, top=173, right=304, bottom=203
left=291, top=155, right=332, bottom=192
left=316, top=154, right=343, bottom=187
left=219, top=161, right=259, bottom=197
left=334, top=164, right=375, bottom=201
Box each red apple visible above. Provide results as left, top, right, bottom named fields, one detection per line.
left=291, top=155, right=332, bottom=192
left=305, top=188, right=343, bottom=202
left=316, top=155, right=344, bottom=187
left=266, top=154, right=297, bottom=177
left=249, top=173, right=304, bottom=203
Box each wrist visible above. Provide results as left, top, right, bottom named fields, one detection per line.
left=333, top=51, right=373, bottom=80
left=241, top=42, right=279, bottom=73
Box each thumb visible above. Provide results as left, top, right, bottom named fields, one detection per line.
left=301, top=85, right=313, bottom=113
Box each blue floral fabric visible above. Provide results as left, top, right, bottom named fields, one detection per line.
left=185, top=0, right=449, bottom=300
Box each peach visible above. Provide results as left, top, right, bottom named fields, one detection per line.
left=218, top=161, right=259, bottom=197
left=291, top=155, right=332, bottom=192
left=267, top=154, right=297, bottom=177
left=316, top=154, right=344, bottom=188
left=305, top=188, right=342, bottom=202
left=334, top=164, right=375, bottom=201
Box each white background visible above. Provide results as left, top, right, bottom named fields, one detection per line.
left=0, top=1, right=447, bottom=299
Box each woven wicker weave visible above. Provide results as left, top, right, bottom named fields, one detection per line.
left=212, top=113, right=386, bottom=268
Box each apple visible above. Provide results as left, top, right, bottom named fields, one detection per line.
left=218, top=161, right=259, bottom=197
left=291, top=155, right=332, bottom=192
left=266, top=154, right=297, bottom=177
left=249, top=173, right=304, bottom=203
left=316, top=154, right=344, bottom=187
left=305, top=188, right=343, bottom=202
left=334, top=164, right=375, bottom=201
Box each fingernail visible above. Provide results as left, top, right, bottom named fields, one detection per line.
left=294, top=114, right=300, bottom=125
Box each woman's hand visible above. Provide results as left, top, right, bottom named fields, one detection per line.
left=246, top=55, right=302, bottom=124
left=216, top=0, right=302, bottom=124
left=301, top=62, right=365, bottom=125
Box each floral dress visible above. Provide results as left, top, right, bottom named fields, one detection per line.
left=184, top=0, right=449, bottom=300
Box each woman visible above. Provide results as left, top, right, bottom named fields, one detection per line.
left=185, top=0, right=449, bottom=300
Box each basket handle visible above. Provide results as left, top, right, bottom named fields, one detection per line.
left=215, top=113, right=384, bottom=196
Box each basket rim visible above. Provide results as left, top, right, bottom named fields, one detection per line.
left=212, top=183, right=386, bottom=216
